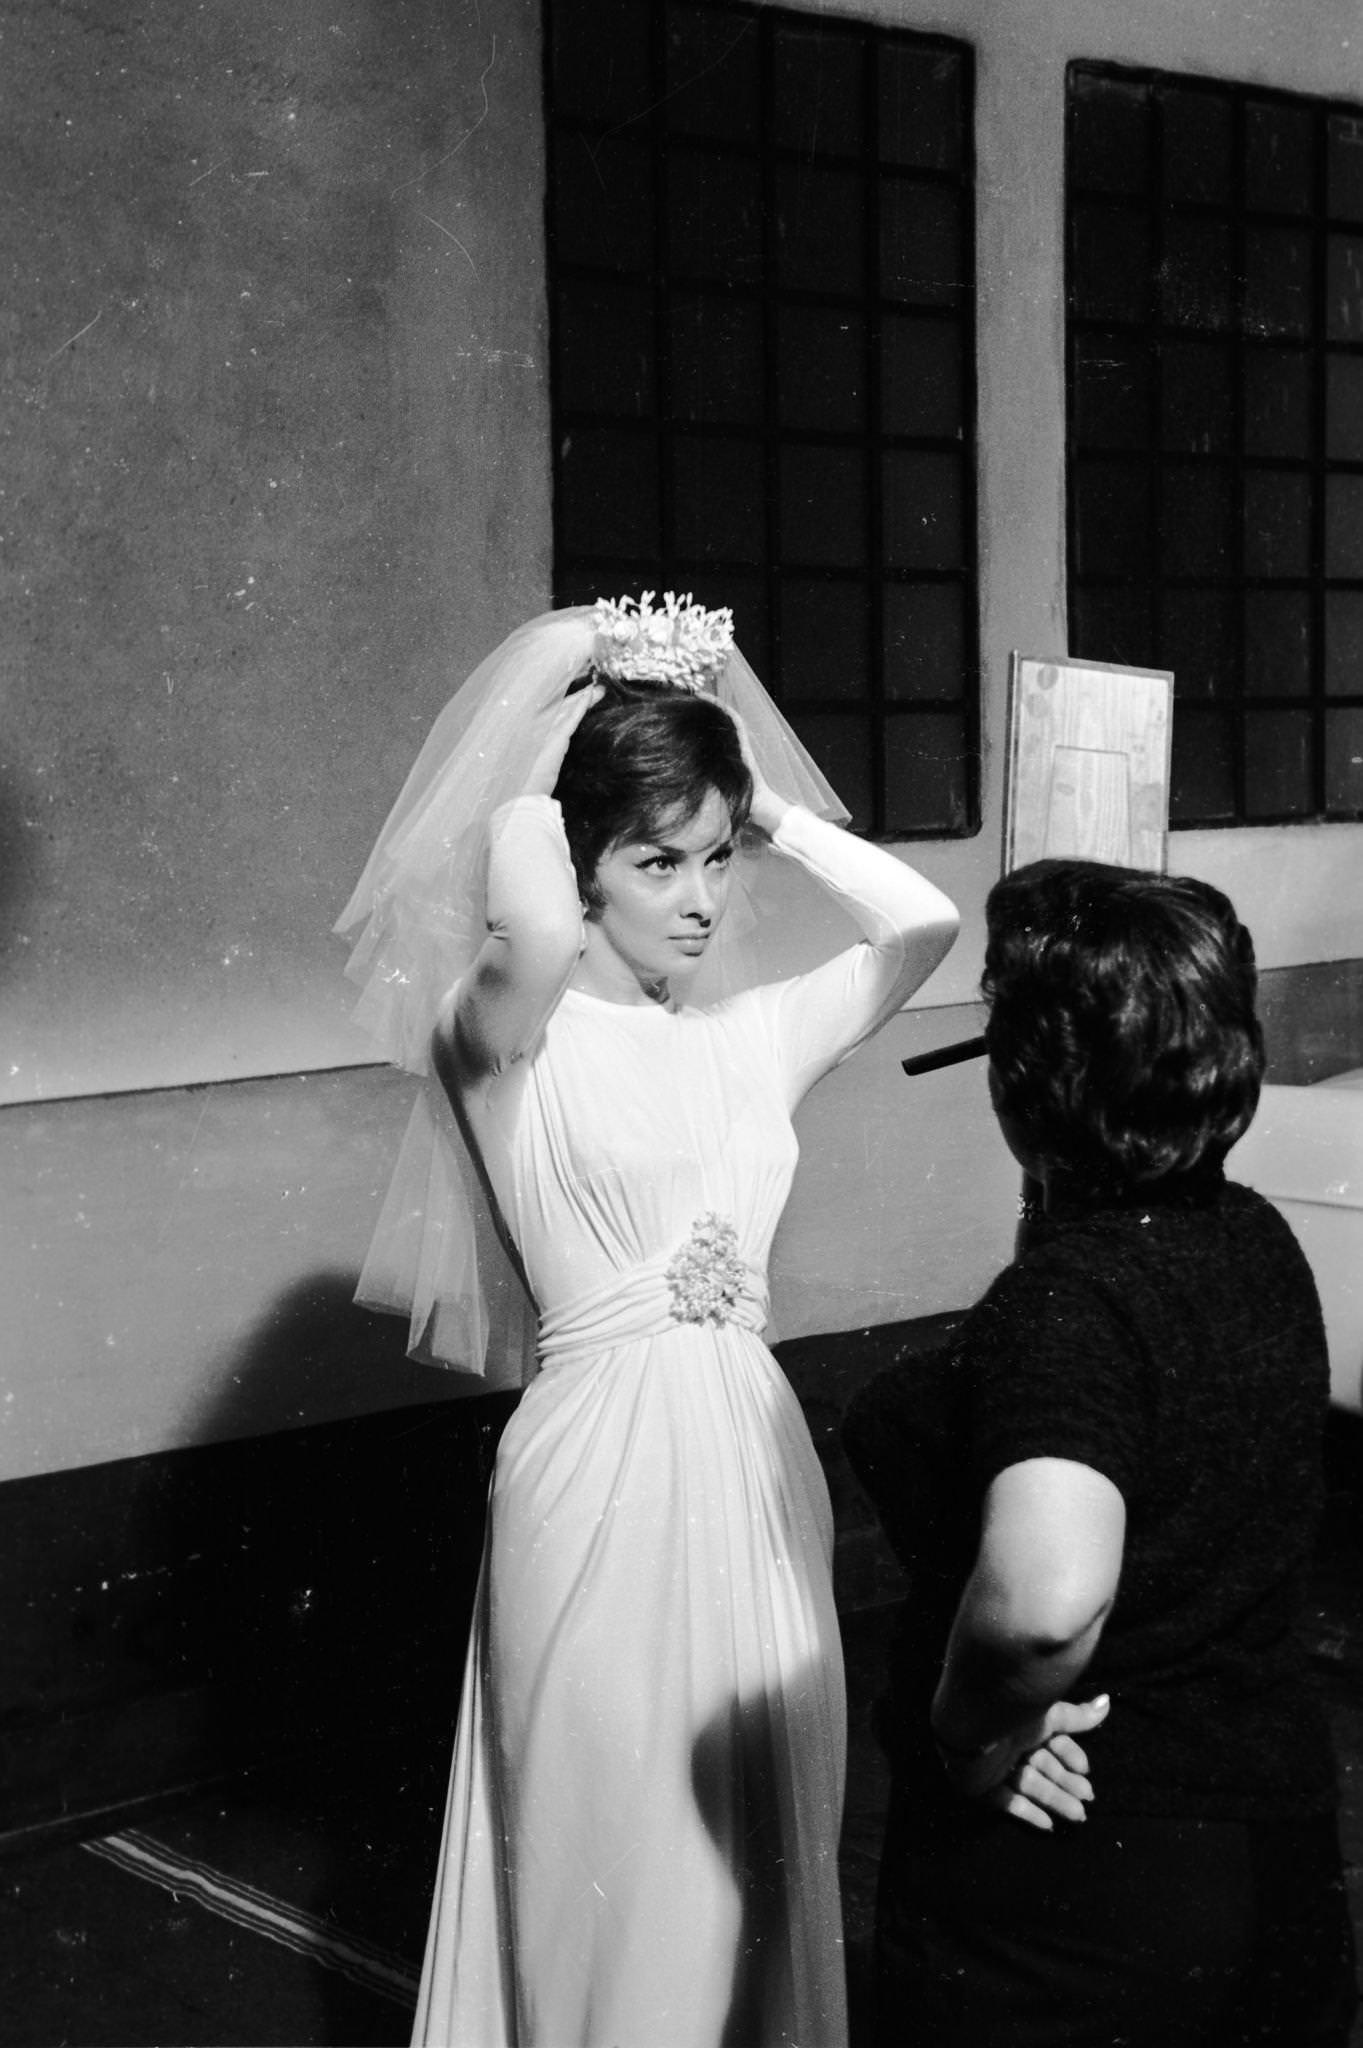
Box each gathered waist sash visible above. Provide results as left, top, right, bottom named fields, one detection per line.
left=537, top=1212, right=769, bottom=1368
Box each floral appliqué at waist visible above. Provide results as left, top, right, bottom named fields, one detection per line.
left=534, top=1215, right=767, bottom=1365
left=664, top=1213, right=748, bottom=1327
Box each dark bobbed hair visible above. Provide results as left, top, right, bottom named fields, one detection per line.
left=983, top=858, right=1264, bottom=1185
left=553, top=676, right=753, bottom=908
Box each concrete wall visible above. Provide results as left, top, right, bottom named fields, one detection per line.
left=4, top=0, right=1362, bottom=1480
left=2, top=0, right=550, bottom=1103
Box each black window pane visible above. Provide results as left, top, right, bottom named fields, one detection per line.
left=1074, top=332, right=1151, bottom=451
left=1162, top=466, right=1234, bottom=578
left=715, top=575, right=770, bottom=679
left=1326, top=591, right=1363, bottom=695
left=552, top=135, right=654, bottom=271
left=772, top=22, right=864, bottom=155
left=884, top=582, right=966, bottom=701
left=1244, top=226, right=1314, bottom=339
left=778, top=307, right=864, bottom=432
left=670, top=293, right=764, bottom=425
left=882, top=315, right=963, bottom=438
left=1326, top=472, right=1363, bottom=577
left=1244, top=470, right=1312, bottom=579
left=1062, top=68, right=1363, bottom=826
left=1161, top=588, right=1237, bottom=699
left=1326, top=234, right=1363, bottom=341
left=555, top=564, right=614, bottom=610
left=878, top=44, right=964, bottom=171
left=789, top=713, right=873, bottom=829
left=1325, top=709, right=1363, bottom=811
left=1161, top=340, right=1233, bottom=453
left=1245, top=590, right=1313, bottom=696
left=775, top=162, right=865, bottom=294
left=1161, top=217, right=1235, bottom=330
left=880, top=178, right=965, bottom=307
left=1170, top=711, right=1237, bottom=822
left=1326, top=352, right=1363, bottom=458
left=1071, top=203, right=1151, bottom=324
left=1071, top=72, right=1151, bottom=196
left=558, top=430, right=660, bottom=557
left=779, top=445, right=867, bottom=567
left=1244, top=709, right=1314, bottom=817
left=666, top=4, right=761, bottom=141
left=1327, top=112, right=1363, bottom=224
left=1073, top=456, right=1152, bottom=578
left=1070, top=583, right=1156, bottom=669
left=1243, top=346, right=1313, bottom=456
left=670, top=149, right=764, bottom=285
left=557, top=282, right=656, bottom=417
left=1245, top=99, right=1316, bottom=216
left=882, top=450, right=963, bottom=570
left=779, top=580, right=870, bottom=701
left=1160, top=85, right=1234, bottom=205
left=551, top=6, right=977, bottom=837
left=550, top=0, right=651, bottom=122
left=673, top=436, right=765, bottom=562
left=884, top=712, right=969, bottom=834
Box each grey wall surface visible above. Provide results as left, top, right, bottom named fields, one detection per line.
left=1, top=0, right=550, bottom=1102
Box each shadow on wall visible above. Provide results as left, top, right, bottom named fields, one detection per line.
left=182, top=1274, right=516, bottom=1996
left=77, top=1271, right=525, bottom=1979
left=181, top=1268, right=470, bottom=1445
left=0, top=1276, right=505, bottom=1857
left=161, top=1269, right=515, bottom=1752
left=0, top=1271, right=520, bottom=1854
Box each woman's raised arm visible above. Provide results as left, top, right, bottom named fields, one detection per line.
left=755, top=804, right=960, bottom=1103
left=432, top=794, right=582, bottom=1091
left=432, top=689, right=602, bottom=1091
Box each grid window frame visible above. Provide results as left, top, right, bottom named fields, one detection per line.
left=1066, top=61, right=1363, bottom=828
left=544, top=0, right=980, bottom=839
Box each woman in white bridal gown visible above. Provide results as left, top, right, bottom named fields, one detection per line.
left=335, top=595, right=958, bottom=2048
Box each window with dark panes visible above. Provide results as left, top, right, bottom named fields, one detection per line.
left=545, top=0, right=978, bottom=837
left=1067, top=63, right=1363, bottom=824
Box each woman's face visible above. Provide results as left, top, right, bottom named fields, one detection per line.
left=579, top=787, right=736, bottom=1001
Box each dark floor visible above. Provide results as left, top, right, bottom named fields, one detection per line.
left=3, top=1551, right=1362, bottom=2048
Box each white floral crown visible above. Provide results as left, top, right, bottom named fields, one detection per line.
left=590, top=590, right=734, bottom=693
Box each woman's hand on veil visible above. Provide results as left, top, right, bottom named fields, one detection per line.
left=721, top=703, right=791, bottom=840
left=526, top=682, right=605, bottom=796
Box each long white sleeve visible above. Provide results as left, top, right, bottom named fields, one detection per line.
left=755, top=804, right=959, bottom=1107
left=437, top=794, right=583, bottom=1083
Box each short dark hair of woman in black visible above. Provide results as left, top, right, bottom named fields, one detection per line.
left=982, top=857, right=1265, bottom=1188
left=555, top=677, right=754, bottom=913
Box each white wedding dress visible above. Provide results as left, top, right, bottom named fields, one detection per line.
left=411, top=802, right=939, bottom=2048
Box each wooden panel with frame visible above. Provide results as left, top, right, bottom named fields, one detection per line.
left=902, top=651, right=1175, bottom=1079
left=1003, top=653, right=1174, bottom=875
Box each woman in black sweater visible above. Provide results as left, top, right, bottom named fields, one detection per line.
left=846, top=858, right=1358, bottom=2046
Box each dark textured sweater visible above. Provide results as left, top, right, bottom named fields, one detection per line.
left=845, top=1169, right=1339, bottom=1823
